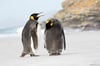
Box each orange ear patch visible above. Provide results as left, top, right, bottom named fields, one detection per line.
left=30, top=16, right=34, bottom=20
left=50, top=23, right=53, bottom=27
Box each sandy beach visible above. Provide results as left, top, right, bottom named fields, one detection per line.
left=0, top=31, right=100, bottom=66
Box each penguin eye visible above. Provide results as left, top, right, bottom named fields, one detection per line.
left=30, top=16, right=34, bottom=20
left=50, top=23, right=53, bottom=27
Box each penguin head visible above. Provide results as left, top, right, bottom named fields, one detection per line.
left=30, top=12, right=43, bottom=21
left=45, top=18, right=54, bottom=29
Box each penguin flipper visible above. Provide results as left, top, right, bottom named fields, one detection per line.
left=62, top=30, right=66, bottom=50
left=31, top=31, right=38, bottom=49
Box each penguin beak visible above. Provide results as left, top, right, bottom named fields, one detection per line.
left=37, top=12, right=44, bottom=18
left=37, top=15, right=44, bottom=18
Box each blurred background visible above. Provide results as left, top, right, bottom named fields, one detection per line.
left=0, top=0, right=100, bottom=35
left=0, top=0, right=63, bottom=35
left=54, top=0, right=100, bottom=30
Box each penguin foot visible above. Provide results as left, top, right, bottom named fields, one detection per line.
left=49, top=53, right=57, bottom=56
left=30, top=54, right=39, bottom=57
left=20, top=53, right=28, bottom=57
left=57, top=53, right=61, bottom=55
left=20, top=53, right=39, bottom=57
left=49, top=53, right=61, bottom=56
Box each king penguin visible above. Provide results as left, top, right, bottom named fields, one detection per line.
left=44, top=18, right=66, bottom=56
left=21, top=13, right=42, bottom=57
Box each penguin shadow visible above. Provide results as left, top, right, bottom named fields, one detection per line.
left=61, top=52, right=80, bottom=56
left=37, top=52, right=79, bottom=57
left=20, top=53, right=79, bottom=57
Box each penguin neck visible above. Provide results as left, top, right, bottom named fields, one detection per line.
left=30, top=19, right=38, bottom=22
left=46, top=24, right=53, bottom=30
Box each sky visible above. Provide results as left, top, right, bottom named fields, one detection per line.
left=0, top=0, right=64, bottom=28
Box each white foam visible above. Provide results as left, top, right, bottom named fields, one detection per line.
left=16, top=26, right=23, bottom=36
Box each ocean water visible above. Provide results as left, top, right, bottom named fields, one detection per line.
left=0, top=26, right=23, bottom=37
left=0, top=26, right=83, bottom=37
